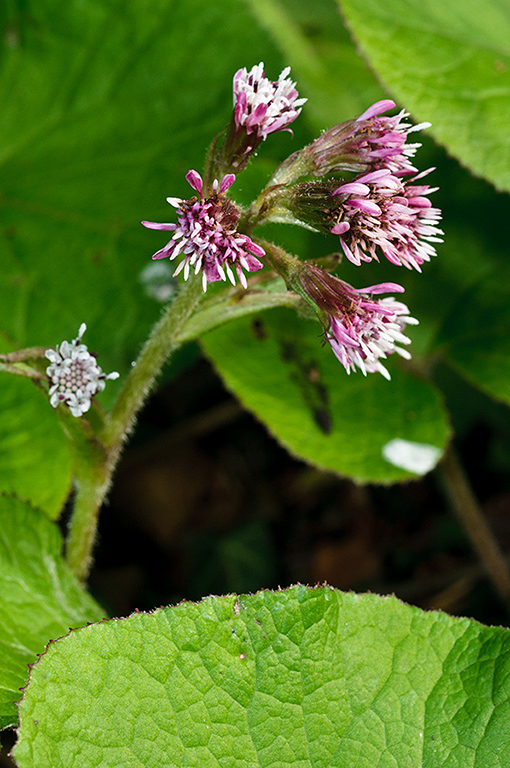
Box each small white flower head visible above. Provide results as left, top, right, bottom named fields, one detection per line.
left=45, top=324, right=119, bottom=417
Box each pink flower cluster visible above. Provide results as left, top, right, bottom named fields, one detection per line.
left=298, top=100, right=443, bottom=378
left=327, top=292, right=416, bottom=379
left=142, top=67, right=441, bottom=381
left=331, top=168, right=442, bottom=271
left=233, top=62, right=306, bottom=140
left=142, top=171, right=265, bottom=292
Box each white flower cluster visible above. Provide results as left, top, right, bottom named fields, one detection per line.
left=45, top=323, right=119, bottom=417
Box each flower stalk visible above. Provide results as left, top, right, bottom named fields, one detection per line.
left=102, top=273, right=205, bottom=453
left=64, top=435, right=110, bottom=582
left=438, top=445, right=510, bottom=605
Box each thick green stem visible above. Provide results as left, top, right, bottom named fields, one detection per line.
left=66, top=275, right=204, bottom=581
left=55, top=406, right=109, bottom=582
left=66, top=453, right=110, bottom=582
left=102, top=274, right=204, bottom=453
left=175, top=288, right=302, bottom=344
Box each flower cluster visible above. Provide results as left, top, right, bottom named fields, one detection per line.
left=142, top=170, right=265, bottom=292
left=46, top=324, right=119, bottom=417
left=142, top=66, right=442, bottom=381
left=327, top=295, right=416, bottom=379
left=219, top=62, right=306, bottom=175
left=276, top=166, right=442, bottom=273
left=298, top=265, right=417, bottom=379
left=351, top=100, right=430, bottom=175
left=233, top=62, right=306, bottom=140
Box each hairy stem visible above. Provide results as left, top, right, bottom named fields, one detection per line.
left=102, top=274, right=204, bottom=452
left=56, top=407, right=109, bottom=582
left=438, top=444, right=510, bottom=605
left=66, top=275, right=204, bottom=581
left=65, top=453, right=110, bottom=582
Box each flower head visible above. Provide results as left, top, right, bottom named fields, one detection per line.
left=233, top=62, right=306, bottom=140
left=348, top=99, right=430, bottom=175
left=142, top=170, right=265, bottom=291
left=330, top=168, right=443, bottom=270
left=45, top=324, right=119, bottom=417
left=270, top=99, right=430, bottom=185
left=220, top=63, right=307, bottom=174
left=299, top=265, right=418, bottom=379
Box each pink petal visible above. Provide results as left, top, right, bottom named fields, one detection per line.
left=331, top=221, right=350, bottom=235
left=356, top=99, right=396, bottom=121
left=219, top=174, right=236, bottom=194
left=141, top=220, right=176, bottom=231
left=332, top=182, right=370, bottom=197
left=186, top=170, right=203, bottom=196
left=349, top=199, right=382, bottom=216
left=358, top=282, right=405, bottom=295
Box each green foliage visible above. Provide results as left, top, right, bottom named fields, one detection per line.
left=0, top=379, right=71, bottom=517
left=337, top=0, right=510, bottom=191
left=14, top=586, right=510, bottom=767
left=202, top=308, right=450, bottom=482
left=0, top=496, right=105, bottom=730
left=246, top=0, right=385, bottom=127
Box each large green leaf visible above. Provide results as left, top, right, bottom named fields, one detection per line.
left=202, top=308, right=449, bottom=483
left=337, top=0, right=510, bottom=191
left=0, top=377, right=71, bottom=517
left=0, top=496, right=105, bottom=730
left=0, top=0, right=287, bottom=374
left=14, top=585, right=510, bottom=766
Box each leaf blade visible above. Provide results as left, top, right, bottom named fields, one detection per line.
left=0, top=496, right=105, bottom=730
left=337, top=0, right=510, bottom=191
left=202, top=309, right=450, bottom=482
left=14, top=586, right=510, bottom=766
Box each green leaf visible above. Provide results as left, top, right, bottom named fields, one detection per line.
left=337, top=0, right=510, bottom=191
left=246, top=0, right=384, bottom=129
left=0, top=377, right=71, bottom=517
left=436, top=270, right=510, bottom=406
left=14, top=585, right=510, bottom=766
left=201, top=308, right=449, bottom=482
left=0, top=496, right=105, bottom=730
